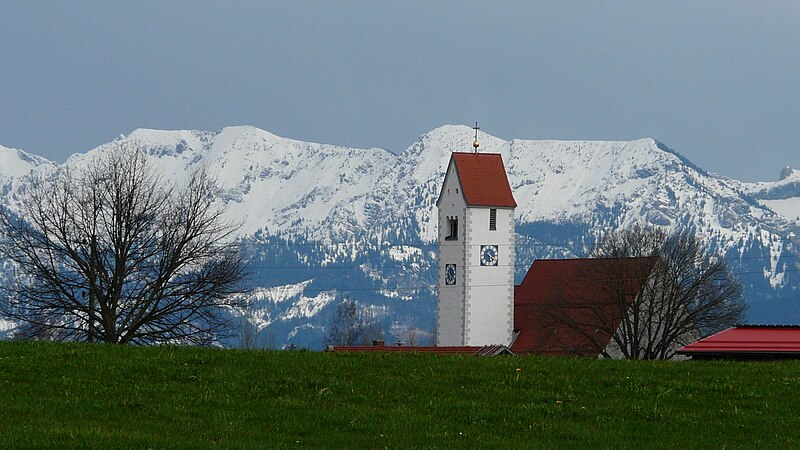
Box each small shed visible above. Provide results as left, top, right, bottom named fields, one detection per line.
left=677, top=325, right=800, bottom=360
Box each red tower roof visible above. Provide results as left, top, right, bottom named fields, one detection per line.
left=446, top=152, right=517, bottom=208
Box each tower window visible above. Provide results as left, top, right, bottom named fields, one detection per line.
left=445, top=217, right=458, bottom=240
left=489, top=209, right=497, bottom=231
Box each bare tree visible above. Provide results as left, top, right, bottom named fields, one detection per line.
left=235, top=303, right=275, bottom=350
left=0, top=145, right=246, bottom=345
left=237, top=316, right=262, bottom=350
left=535, top=225, right=745, bottom=360
left=361, top=307, right=384, bottom=345
left=325, top=299, right=369, bottom=345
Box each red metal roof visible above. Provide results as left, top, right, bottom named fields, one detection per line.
left=511, top=258, right=654, bottom=356
left=677, top=326, right=800, bottom=356
left=450, top=152, right=517, bottom=208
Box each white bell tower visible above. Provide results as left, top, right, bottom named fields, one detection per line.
left=436, top=124, right=517, bottom=346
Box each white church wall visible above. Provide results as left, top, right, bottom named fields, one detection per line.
left=463, top=207, right=515, bottom=346
left=436, top=163, right=468, bottom=346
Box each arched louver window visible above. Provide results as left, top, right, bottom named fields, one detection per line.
left=445, top=216, right=458, bottom=240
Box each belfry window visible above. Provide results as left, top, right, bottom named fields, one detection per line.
left=445, top=217, right=458, bottom=240
left=489, top=209, right=497, bottom=231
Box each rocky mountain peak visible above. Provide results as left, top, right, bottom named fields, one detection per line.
left=780, top=166, right=797, bottom=181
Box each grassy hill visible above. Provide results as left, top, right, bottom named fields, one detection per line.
left=1, top=341, right=799, bottom=448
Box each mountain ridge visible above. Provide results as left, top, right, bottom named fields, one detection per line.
left=1, top=125, right=799, bottom=346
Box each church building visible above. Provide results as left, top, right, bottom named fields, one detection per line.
left=434, top=131, right=651, bottom=356
left=331, top=127, right=652, bottom=357
left=435, top=148, right=516, bottom=347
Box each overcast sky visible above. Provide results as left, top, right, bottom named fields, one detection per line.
left=1, top=1, right=799, bottom=181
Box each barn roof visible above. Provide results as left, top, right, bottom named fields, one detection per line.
left=677, top=325, right=800, bottom=358
left=511, top=258, right=655, bottom=356
left=438, top=152, right=517, bottom=208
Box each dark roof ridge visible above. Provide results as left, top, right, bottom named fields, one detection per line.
left=518, top=256, right=657, bottom=286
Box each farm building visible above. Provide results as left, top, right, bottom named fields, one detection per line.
left=677, top=325, right=800, bottom=360
left=511, top=257, right=654, bottom=356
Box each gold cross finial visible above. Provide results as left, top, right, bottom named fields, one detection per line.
left=472, top=122, right=480, bottom=153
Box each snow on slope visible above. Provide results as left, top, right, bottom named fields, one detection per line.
left=5, top=124, right=795, bottom=255
left=735, top=167, right=800, bottom=222
left=0, top=144, right=52, bottom=185
left=230, top=280, right=336, bottom=330
left=506, top=138, right=786, bottom=246
left=508, top=139, right=667, bottom=224
left=58, top=126, right=399, bottom=240
left=761, top=198, right=800, bottom=221
left=395, top=127, right=794, bottom=255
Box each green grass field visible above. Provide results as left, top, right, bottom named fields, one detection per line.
left=1, top=341, right=799, bottom=448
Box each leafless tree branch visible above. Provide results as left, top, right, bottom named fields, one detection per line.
left=531, top=225, right=745, bottom=360
left=0, top=143, right=247, bottom=345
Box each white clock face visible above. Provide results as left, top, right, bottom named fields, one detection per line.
left=445, top=264, right=456, bottom=285
left=480, top=245, right=498, bottom=266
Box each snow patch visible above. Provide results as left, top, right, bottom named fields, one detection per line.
left=761, top=198, right=800, bottom=221
left=387, top=245, right=422, bottom=261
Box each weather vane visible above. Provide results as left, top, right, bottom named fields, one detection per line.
left=473, top=122, right=480, bottom=153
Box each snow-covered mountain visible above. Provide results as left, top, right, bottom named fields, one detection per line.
left=49, top=127, right=402, bottom=241
left=737, top=167, right=800, bottom=221
left=0, top=144, right=53, bottom=189
left=1, top=125, right=799, bottom=346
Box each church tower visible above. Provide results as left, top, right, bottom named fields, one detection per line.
left=436, top=127, right=517, bottom=346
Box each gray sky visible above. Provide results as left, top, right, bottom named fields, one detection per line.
left=2, top=1, right=799, bottom=181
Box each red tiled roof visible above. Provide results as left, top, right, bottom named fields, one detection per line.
left=677, top=326, right=800, bottom=356
left=511, top=258, right=655, bottom=356
left=450, top=152, right=517, bottom=208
